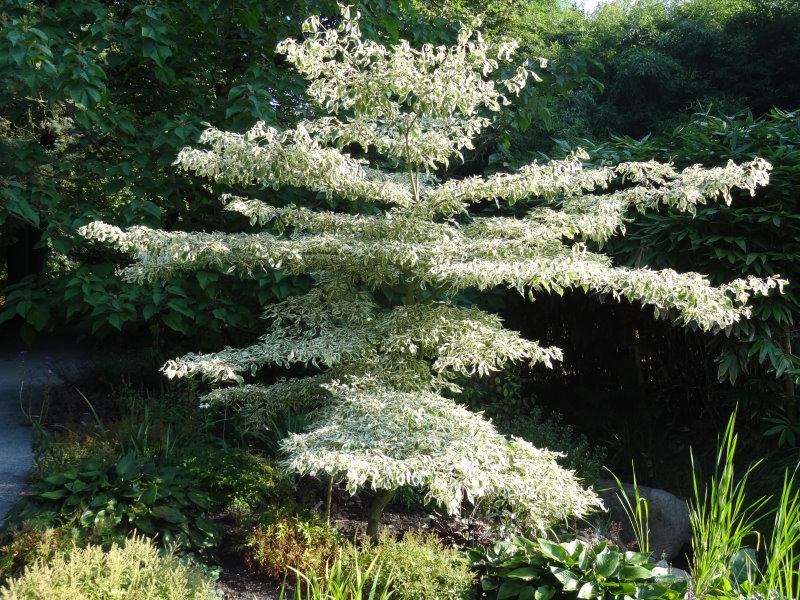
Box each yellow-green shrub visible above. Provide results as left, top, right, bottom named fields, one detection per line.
left=244, top=509, right=341, bottom=580
left=182, top=447, right=293, bottom=517
left=351, top=530, right=476, bottom=600
left=0, top=522, right=74, bottom=583
left=0, top=536, right=216, bottom=600
left=31, top=431, right=116, bottom=480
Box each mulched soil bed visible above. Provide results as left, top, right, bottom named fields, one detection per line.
left=214, top=567, right=283, bottom=600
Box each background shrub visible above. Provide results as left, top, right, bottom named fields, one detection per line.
left=0, top=521, right=74, bottom=583
left=244, top=509, right=341, bottom=580
left=0, top=536, right=217, bottom=600
left=182, top=447, right=293, bottom=517
left=353, top=530, right=476, bottom=600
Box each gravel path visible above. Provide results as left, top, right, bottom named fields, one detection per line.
left=0, top=346, right=87, bottom=526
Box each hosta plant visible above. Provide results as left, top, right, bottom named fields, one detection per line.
left=469, top=536, right=687, bottom=600
left=8, top=453, right=218, bottom=553
left=81, top=4, right=782, bottom=536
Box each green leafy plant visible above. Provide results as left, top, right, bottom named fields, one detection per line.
left=0, top=535, right=217, bottom=600
left=763, top=415, right=800, bottom=448
left=0, top=0, right=455, bottom=342
left=470, top=536, right=687, bottom=600
left=688, top=413, right=800, bottom=599
left=759, top=469, right=800, bottom=599
left=9, top=453, right=218, bottom=553
left=351, top=530, right=475, bottom=600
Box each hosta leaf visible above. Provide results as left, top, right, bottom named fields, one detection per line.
left=150, top=505, right=186, bottom=523
left=115, top=453, right=139, bottom=480
left=534, top=585, right=556, bottom=600
left=507, top=566, right=541, bottom=580
left=194, top=515, right=218, bottom=537
left=538, top=539, right=570, bottom=564
left=551, top=567, right=580, bottom=591
left=624, top=552, right=651, bottom=565
left=497, top=579, right=529, bottom=599
left=39, top=489, right=67, bottom=500
left=134, top=516, right=155, bottom=534
left=619, top=565, right=654, bottom=581
left=595, top=548, right=621, bottom=577
left=577, top=581, right=600, bottom=599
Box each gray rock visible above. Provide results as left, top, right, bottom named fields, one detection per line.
left=595, top=478, right=691, bottom=560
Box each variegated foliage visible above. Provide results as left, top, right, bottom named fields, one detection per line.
left=80, top=5, right=783, bottom=534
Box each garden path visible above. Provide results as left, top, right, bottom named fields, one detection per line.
left=0, top=345, right=87, bottom=525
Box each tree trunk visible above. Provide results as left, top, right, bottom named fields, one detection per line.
left=366, top=489, right=395, bottom=540
left=3, top=219, right=47, bottom=285
left=325, top=476, right=334, bottom=525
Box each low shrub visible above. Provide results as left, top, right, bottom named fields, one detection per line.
left=182, top=447, right=294, bottom=517
left=0, top=536, right=217, bottom=600
left=354, top=530, right=476, bottom=600
left=470, top=536, right=687, bottom=600
left=244, top=509, right=342, bottom=580
left=9, top=453, right=218, bottom=553
left=0, top=521, right=74, bottom=583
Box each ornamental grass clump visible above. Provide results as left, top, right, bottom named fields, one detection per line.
left=81, top=4, right=781, bottom=537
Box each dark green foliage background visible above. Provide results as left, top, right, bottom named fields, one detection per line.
left=2, top=0, right=799, bottom=494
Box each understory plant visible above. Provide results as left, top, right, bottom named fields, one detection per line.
left=7, top=453, right=218, bottom=553
left=182, top=447, right=294, bottom=518
left=760, top=469, right=800, bottom=599
left=689, top=413, right=800, bottom=599
left=81, top=4, right=782, bottom=537
left=350, top=530, right=476, bottom=600
left=245, top=509, right=343, bottom=581
left=282, top=550, right=392, bottom=600
left=607, top=466, right=650, bottom=556
left=0, top=521, right=74, bottom=583
left=470, top=536, right=687, bottom=600
left=0, top=536, right=217, bottom=600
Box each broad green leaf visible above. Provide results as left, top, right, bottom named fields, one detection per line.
left=115, top=453, right=139, bottom=480
left=538, top=539, right=571, bottom=564
left=497, top=579, right=529, bottom=599
left=595, top=547, right=620, bottom=577
left=507, top=566, right=541, bottom=580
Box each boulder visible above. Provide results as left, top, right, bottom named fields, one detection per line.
left=595, top=478, right=691, bottom=561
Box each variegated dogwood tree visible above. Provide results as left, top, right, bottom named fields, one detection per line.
left=81, top=5, right=782, bottom=537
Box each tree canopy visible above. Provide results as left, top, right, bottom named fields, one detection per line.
left=81, top=5, right=781, bottom=535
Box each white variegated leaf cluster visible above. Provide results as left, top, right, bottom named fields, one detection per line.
left=80, top=5, right=784, bottom=534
